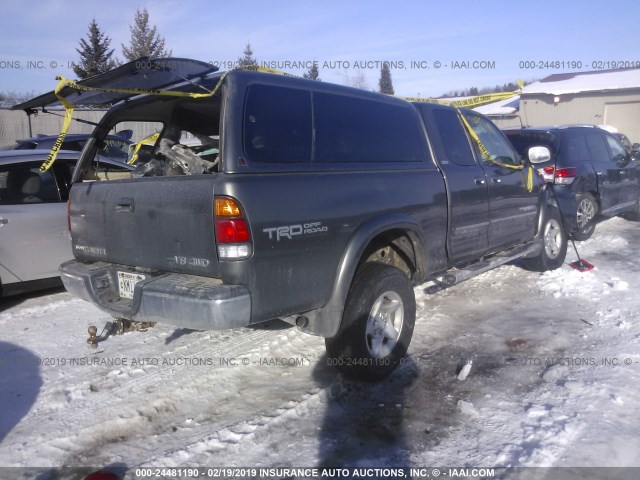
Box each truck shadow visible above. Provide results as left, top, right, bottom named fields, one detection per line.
left=165, top=319, right=292, bottom=344
left=0, top=341, right=42, bottom=442
left=313, top=355, right=421, bottom=470
left=0, top=285, right=66, bottom=312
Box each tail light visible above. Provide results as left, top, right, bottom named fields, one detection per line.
left=537, top=166, right=576, bottom=185
left=214, top=196, right=252, bottom=259
left=553, top=167, right=577, bottom=185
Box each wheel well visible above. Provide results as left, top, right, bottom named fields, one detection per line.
left=587, top=191, right=600, bottom=211
left=359, top=230, right=418, bottom=279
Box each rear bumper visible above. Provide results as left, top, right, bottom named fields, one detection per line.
left=60, top=260, right=251, bottom=330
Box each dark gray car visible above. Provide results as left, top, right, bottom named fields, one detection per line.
left=1, top=133, right=132, bottom=162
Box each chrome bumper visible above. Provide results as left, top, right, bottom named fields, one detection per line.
left=60, top=260, right=251, bottom=330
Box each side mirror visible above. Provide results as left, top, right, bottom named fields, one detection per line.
left=632, top=143, right=640, bottom=152
left=527, top=146, right=551, bottom=164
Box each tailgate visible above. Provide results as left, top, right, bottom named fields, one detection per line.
left=69, top=176, right=219, bottom=277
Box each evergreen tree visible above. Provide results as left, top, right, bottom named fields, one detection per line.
left=378, top=62, right=394, bottom=95
left=237, top=42, right=257, bottom=68
left=303, top=63, right=320, bottom=80
left=73, top=18, right=117, bottom=79
left=122, top=8, right=172, bottom=61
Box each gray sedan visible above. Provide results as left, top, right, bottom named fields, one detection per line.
left=0, top=150, right=134, bottom=296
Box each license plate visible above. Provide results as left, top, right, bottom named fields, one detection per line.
left=117, top=271, right=145, bottom=299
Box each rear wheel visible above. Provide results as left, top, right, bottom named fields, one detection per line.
left=573, top=193, right=598, bottom=240
left=325, top=263, right=415, bottom=381
left=522, top=207, right=567, bottom=272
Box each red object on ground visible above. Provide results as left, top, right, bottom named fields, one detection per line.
left=569, top=259, right=595, bottom=272
left=84, top=471, right=120, bottom=480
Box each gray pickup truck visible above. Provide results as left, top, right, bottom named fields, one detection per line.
left=40, top=61, right=566, bottom=380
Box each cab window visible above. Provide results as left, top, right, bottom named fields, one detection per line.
left=463, top=112, right=519, bottom=166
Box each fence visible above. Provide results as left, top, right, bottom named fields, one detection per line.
left=0, top=109, right=109, bottom=147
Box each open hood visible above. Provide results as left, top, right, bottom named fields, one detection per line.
left=12, top=57, right=218, bottom=112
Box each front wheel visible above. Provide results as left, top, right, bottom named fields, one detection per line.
left=325, top=263, right=416, bottom=381
left=521, top=207, right=568, bottom=272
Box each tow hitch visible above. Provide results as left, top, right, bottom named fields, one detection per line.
left=87, top=319, right=155, bottom=348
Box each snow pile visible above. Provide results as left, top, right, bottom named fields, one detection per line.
left=0, top=217, right=639, bottom=473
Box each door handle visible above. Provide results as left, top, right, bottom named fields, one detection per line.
left=0, top=218, right=8, bottom=225
left=116, top=197, right=134, bottom=212
left=491, top=178, right=502, bottom=183
left=474, top=178, right=486, bottom=185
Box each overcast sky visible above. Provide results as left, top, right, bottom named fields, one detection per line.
left=0, top=0, right=638, bottom=98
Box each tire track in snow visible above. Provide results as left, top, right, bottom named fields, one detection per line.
left=1, top=321, right=326, bottom=467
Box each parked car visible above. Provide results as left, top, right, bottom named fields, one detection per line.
left=633, top=142, right=640, bottom=162
left=0, top=132, right=132, bottom=163
left=611, top=132, right=632, bottom=154
left=42, top=62, right=566, bottom=380
left=504, top=126, right=640, bottom=240
left=0, top=150, right=134, bottom=297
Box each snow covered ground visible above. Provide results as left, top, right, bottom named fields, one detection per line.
left=1, top=216, right=639, bottom=479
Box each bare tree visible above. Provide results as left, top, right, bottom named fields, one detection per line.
left=0, top=90, right=38, bottom=108
left=343, top=70, right=369, bottom=90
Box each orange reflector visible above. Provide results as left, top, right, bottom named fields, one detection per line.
left=215, top=197, right=242, bottom=217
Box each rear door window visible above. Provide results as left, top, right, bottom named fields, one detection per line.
left=431, top=109, right=476, bottom=166
left=558, top=132, right=590, bottom=164
left=314, top=92, right=424, bottom=163
left=585, top=133, right=611, bottom=162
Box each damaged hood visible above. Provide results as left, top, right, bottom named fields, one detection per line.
left=12, top=57, right=218, bottom=112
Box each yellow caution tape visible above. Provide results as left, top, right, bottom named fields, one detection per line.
left=403, top=90, right=519, bottom=108
left=127, top=132, right=160, bottom=165
left=42, top=66, right=526, bottom=178
left=244, top=65, right=299, bottom=77
left=455, top=106, right=533, bottom=192
left=39, top=71, right=232, bottom=171
left=39, top=80, right=75, bottom=172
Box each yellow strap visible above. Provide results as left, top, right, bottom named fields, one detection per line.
left=39, top=79, right=75, bottom=172
left=43, top=68, right=528, bottom=186
left=53, top=74, right=225, bottom=99
left=403, top=90, right=519, bottom=108
left=455, top=107, right=533, bottom=192
left=127, top=132, right=160, bottom=165
left=39, top=71, right=232, bottom=171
